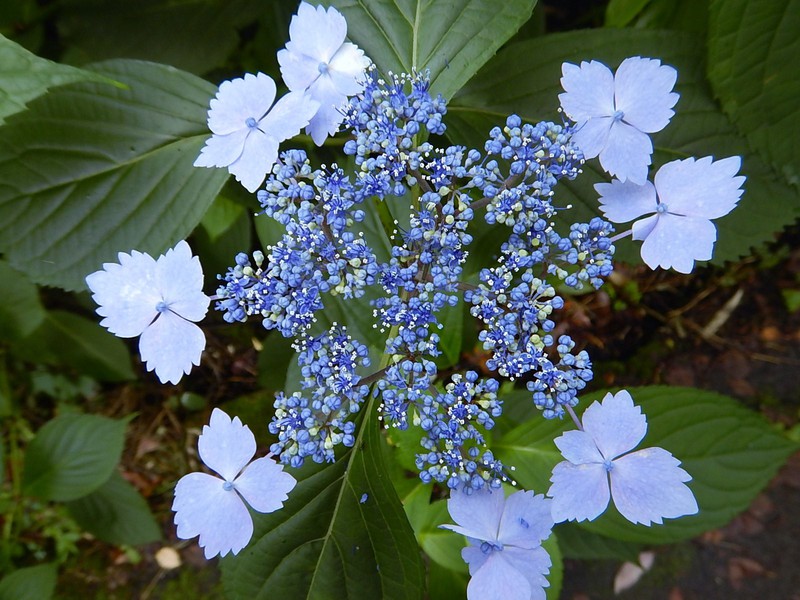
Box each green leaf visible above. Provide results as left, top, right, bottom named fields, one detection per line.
left=0, top=563, right=57, bottom=600
left=427, top=561, right=468, bottom=600
left=402, top=484, right=466, bottom=573
left=447, top=29, right=800, bottom=265
left=56, top=0, right=263, bottom=75
left=201, top=194, right=246, bottom=242
left=434, top=301, right=464, bottom=369
left=0, top=355, right=10, bottom=418
left=708, top=0, right=800, bottom=187
left=554, top=523, right=641, bottom=562
left=220, top=407, right=424, bottom=600
left=497, top=386, right=798, bottom=545
left=0, top=259, right=45, bottom=341
left=0, top=33, right=110, bottom=125
left=14, top=310, right=135, bottom=382
left=329, top=0, right=537, bottom=99
left=542, top=533, right=562, bottom=600
left=0, top=59, right=227, bottom=291
left=494, top=405, right=564, bottom=494
left=782, top=289, right=800, bottom=313
left=607, top=0, right=709, bottom=34
left=195, top=195, right=253, bottom=281
left=22, top=413, right=128, bottom=502
left=605, top=0, right=652, bottom=27
left=66, top=470, right=161, bottom=546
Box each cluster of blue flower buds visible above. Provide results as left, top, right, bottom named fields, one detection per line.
left=215, top=70, right=616, bottom=490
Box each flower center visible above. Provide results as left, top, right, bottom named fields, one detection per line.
left=318, top=61, right=330, bottom=75
left=155, top=301, right=169, bottom=313
left=656, top=202, right=669, bottom=214
left=245, top=117, right=258, bottom=129
left=612, top=109, right=625, bottom=122
left=603, top=459, right=615, bottom=473
left=222, top=481, right=234, bottom=492
left=480, top=541, right=504, bottom=555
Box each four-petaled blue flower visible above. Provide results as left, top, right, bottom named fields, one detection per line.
left=548, top=390, right=699, bottom=525
left=172, top=408, right=297, bottom=559
left=559, top=57, right=679, bottom=184
left=596, top=156, right=745, bottom=274
left=441, top=487, right=554, bottom=600
left=85, top=240, right=209, bottom=385
left=194, top=72, right=319, bottom=192
left=278, top=2, right=370, bottom=145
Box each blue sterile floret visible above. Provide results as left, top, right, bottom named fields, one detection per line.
left=215, top=70, right=617, bottom=490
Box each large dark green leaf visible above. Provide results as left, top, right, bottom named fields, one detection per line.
left=22, top=413, right=128, bottom=502
left=0, top=563, right=57, bottom=600
left=605, top=0, right=709, bottom=34
left=0, top=33, right=109, bottom=125
left=66, top=470, right=161, bottom=546
left=57, top=0, right=263, bottom=75
left=553, top=523, right=641, bottom=562
left=13, top=310, right=135, bottom=382
left=0, top=259, right=45, bottom=341
left=329, top=0, right=537, bottom=99
left=495, top=386, right=797, bottom=545
left=221, top=407, right=424, bottom=600
left=0, top=59, right=227, bottom=291
left=708, top=0, right=800, bottom=186
left=447, top=29, right=800, bottom=266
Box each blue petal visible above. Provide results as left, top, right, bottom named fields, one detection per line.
left=446, top=486, right=505, bottom=542
left=467, top=552, right=531, bottom=600
left=614, top=57, right=678, bottom=134
left=234, top=454, right=297, bottom=513
left=596, top=179, right=657, bottom=224
left=654, top=156, right=745, bottom=219
left=154, top=241, right=210, bottom=323
left=548, top=461, right=610, bottom=523
left=172, top=472, right=253, bottom=559
left=207, top=72, right=276, bottom=136
left=496, top=490, right=553, bottom=549
left=286, top=2, right=348, bottom=69
left=193, top=129, right=248, bottom=169
left=598, top=121, right=652, bottom=185
left=85, top=249, right=160, bottom=338
left=304, top=75, right=347, bottom=145
left=228, top=130, right=279, bottom=193
left=138, top=310, right=205, bottom=385
left=571, top=116, right=613, bottom=160
left=197, top=408, right=256, bottom=481
left=611, top=447, right=698, bottom=526
left=462, top=544, right=490, bottom=575
left=582, top=391, right=647, bottom=461
left=553, top=429, right=604, bottom=465
left=259, top=90, right=320, bottom=144
left=559, top=60, right=615, bottom=122
left=638, top=213, right=717, bottom=274
left=502, top=546, right=552, bottom=600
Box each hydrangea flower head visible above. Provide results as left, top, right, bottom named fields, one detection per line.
left=194, top=72, right=319, bottom=192
left=172, top=408, right=297, bottom=559
left=441, top=487, right=553, bottom=600
left=548, top=390, right=698, bottom=525
left=596, top=156, right=745, bottom=273
left=278, top=1, right=370, bottom=145
left=559, top=57, right=679, bottom=184
left=85, top=240, right=209, bottom=384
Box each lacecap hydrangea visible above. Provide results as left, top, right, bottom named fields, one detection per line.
left=82, top=3, right=750, bottom=597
